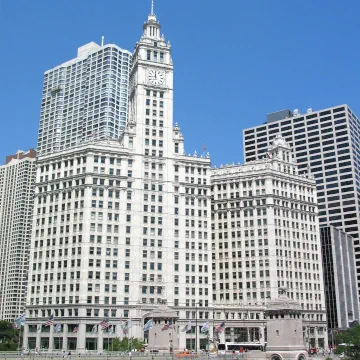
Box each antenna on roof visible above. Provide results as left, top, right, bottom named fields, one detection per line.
left=101, top=36, right=104, bottom=47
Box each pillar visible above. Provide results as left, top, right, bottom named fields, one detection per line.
left=98, top=328, right=103, bottom=353
left=247, top=328, right=251, bottom=342
left=230, top=327, right=235, bottom=342
left=77, top=323, right=86, bottom=353
left=219, top=330, right=225, bottom=344
left=324, top=329, right=329, bottom=350
left=259, top=326, right=265, bottom=346
left=49, top=325, right=54, bottom=352
left=36, top=325, right=41, bottom=350
left=179, top=328, right=186, bottom=351
left=315, top=327, right=319, bottom=349
left=62, top=324, right=68, bottom=351
left=23, top=325, right=29, bottom=351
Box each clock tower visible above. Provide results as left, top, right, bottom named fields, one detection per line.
left=129, top=3, right=174, bottom=155
left=125, top=3, right=212, bottom=349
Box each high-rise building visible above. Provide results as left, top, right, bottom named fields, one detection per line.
left=24, top=6, right=212, bottom=352
left=243, top=105, right=360, bottom=299
left=37, top=42, right=132, bottom=156
left=320, top=226, right=359, bottom=330
left=23, top=3, right=330, bottom=353
left=0, top=149, right=36, bottom=321
left=211, top=136, right=327, bottom=349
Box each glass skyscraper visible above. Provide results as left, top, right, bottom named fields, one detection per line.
left=37, top=42, right=132, bottom=156
left=243, top=105, right=360, bottom=299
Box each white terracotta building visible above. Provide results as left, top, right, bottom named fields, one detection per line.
left=23, top=4, right=328, bottom=353
left=211, top=136, right=328, bottom=349
left=24, top=6, right=212, bottom=352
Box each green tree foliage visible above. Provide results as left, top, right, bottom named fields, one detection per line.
left=109, top=337, right=145, bottom=352
left=0, top=320, right=20, bottom=351
left=334, top=325, right=360, bottom=360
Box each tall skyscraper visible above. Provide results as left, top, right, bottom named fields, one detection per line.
left=0, top=149, right=36, bottom=321
left=23, top=3, right=329, bottom=353
left=211, top=136, right=327, bottom=348
left=320, top=226, right=359, bottom=330
left=243, top=105, right=360, bottom=299
left=24, top=5, right=212, bottom=352
left=37, top=42, right=132, bottom=156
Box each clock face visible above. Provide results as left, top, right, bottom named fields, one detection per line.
left=148, top=69, right=164, bottom=86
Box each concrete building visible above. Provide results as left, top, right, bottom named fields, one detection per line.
left=37, top=41, right=132, bottom=156
left=0, top=149, right=36, bottom=321
left=211, top=136, right=327, bottom=349
left=243, top=105, right=360, bottom=300
left=320, top=226, right=359, bottom=330
left=24, top=5, right=212, bottom=352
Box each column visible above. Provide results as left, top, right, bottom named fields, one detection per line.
left=219, top=330, right=225, bottom=344
left=98, top=328, right=103, bottom=353
left=247, top=328, right=251, bottom=342
left=23, top=325, right=29, bottom=351
left=179, top=326, right=186, bottom=350
left=209, top=322, right=214, bottom=351
left=62, top=325, right=68, bottom=352
left=36, top=325, right=41, bottom=350
left=324, top=329, right=329, bottom=350
left=49, top=325, right=54, bottom=352
left=77, top=323, right=86, bottom=353
left=230, top=328, right=235, bottom=342
left=314, top=327, right=319, bottom=349
left=259, top=326, right=265, bottom=346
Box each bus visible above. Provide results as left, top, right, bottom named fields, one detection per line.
left=217, top=342, right=264, bottom=354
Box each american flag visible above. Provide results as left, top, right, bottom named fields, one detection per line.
left=73, top=326, right=79, bottom=333
left=161, top=320, right=173, bottom=332
left=44, top=314, right=55, bottom=326
left=215, top=321, right=225, bottom=333
left=99, top=317, right=110, bottom=330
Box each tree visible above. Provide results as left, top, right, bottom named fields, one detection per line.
left=0, top=321, right=20, bottom=351
left=334, top=325, right=360, bottom=360
left=110, top=337, right=145, bottom=352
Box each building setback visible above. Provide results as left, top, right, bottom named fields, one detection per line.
left=320, top=226, right=359, bottom=330
left=0, top=149, right=36, bottom=321
left=211, top=136, right=327, bottom=349
left=37, top=42, right=132, bottom=156
left=243, top=105, right=360, bottom=299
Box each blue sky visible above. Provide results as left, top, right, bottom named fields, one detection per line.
left=0, top=0, right=359, bottom=165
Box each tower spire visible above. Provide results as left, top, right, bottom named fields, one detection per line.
left=151, top=0, right=154, bottom=15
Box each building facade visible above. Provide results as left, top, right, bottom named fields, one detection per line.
left=37, top=41, right=132, bottom=156
left=320, top=226, right=359, bottom=330
left=23, top=3, right=330, bottom=353
left=0, top=149, right=36, bottom=321
left=211, top=136, right=327, bottom=349
left=243, top=105, right=360, bottom=299
left=24, top=7, right=213, bottom=352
